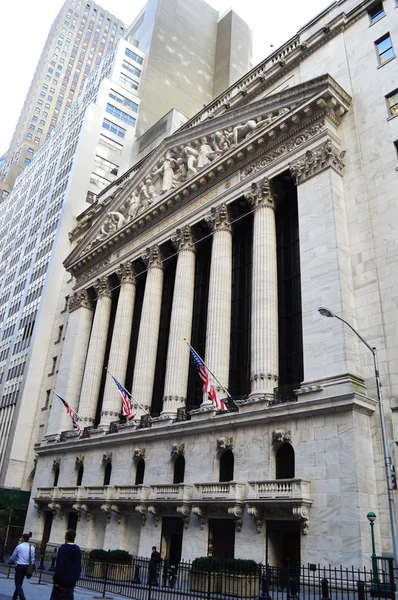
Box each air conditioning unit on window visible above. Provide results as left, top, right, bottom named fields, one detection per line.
left=110, top=167, right=118, bottom=175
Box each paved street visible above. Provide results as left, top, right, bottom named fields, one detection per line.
left=0, top=573, right=126, bottom=600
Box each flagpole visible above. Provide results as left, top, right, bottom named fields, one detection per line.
left=184, top=339, right=232, bottom=399
left=104, top=367, right=150, bottom=416
left=52, top=390, right=90, bottom=427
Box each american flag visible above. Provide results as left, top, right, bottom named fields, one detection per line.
left=189, top=347, right=227, bottom=411
left=111, top=375, right=136, bottom=421
left=54, top=392, right=82, bottom=436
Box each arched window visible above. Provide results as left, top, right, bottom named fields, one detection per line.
left=219, top=449, right=234, bottom=482
left=76, top=465, right=84, bottom=487
left=53, top=467, right=60, bottom=487
left=173, top=455, right=185, bottom=484
left=135, top=458, right=145, bottom=485
left=104, top=462, right=112, bottom=486
left=276, top=443, right=295, bottom=479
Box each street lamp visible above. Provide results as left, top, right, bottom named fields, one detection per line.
left=367, top=512, right=378, bottom=582
left=318, top=306, right=398, bottom=589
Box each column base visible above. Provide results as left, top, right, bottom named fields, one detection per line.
left=237, top=395, right=272, bottom=412
left=151, top=415, right=173, bottom=428
left=296, top=372, right=366, bottom=401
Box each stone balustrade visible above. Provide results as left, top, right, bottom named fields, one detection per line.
left=246, top=478, right=311, bottom=501
left=148, top=484, right=193, bottom=502
left=193, top=481, right=246, bottom=502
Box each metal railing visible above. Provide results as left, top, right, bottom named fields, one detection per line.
left=2, top=550, right=395, bottom=600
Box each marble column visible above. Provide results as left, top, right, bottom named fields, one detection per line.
left=100, top=263, right=136, bottom=428
left=162, top=226, right=196, bottom=417
left=78, top=276, right=112, bottom=425
left=244, top=178, right=278, bottom=396
left=131, top=245, right=164, bottom=417
left=203, top=203, right=232, bottom=403
left=46, top=291, right=93, bottom=436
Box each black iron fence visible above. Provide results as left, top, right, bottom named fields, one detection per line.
left=0, top=550, right=395, bottom=600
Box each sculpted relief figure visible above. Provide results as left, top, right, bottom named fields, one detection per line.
left=152, top=150, right=176, bottom=193
left=197, top=136, right=215, bottom=169
left=173, top=157, right=187, bottom=184
left=184, top=145, right=198, bottom=177
left=233, top=119, right=258, bottom=145
left=213, top=130, right=233, bottom=155
left=139, top=178, right=157, bottom=208
left=90, top=211, right=124, bottom=247
left=126, top=190, right=141, bottom=221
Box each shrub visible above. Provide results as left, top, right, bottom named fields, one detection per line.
left=109, top=549, right=132, bottom=564
left=192, top=557, right=258, bottom=574
left=88, top=549, right=108, bottom=562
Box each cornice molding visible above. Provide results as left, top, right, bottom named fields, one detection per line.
left=289, top=139, right=346, bottom=184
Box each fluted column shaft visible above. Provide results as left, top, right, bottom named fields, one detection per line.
left=46, top=291, right=93, bottom=436
left=100, top=263, right=136, bottom=428
left=245, top=178, right=278, bottom=395
left=131, top=245, right=164, bottom=418
left=78, top=277, right=112, bottom=424
left=162, top=227, right=196, bottom=416
left=203, top=204, right=232, bottom=403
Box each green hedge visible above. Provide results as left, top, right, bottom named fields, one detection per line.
left=192, top=557, right=258, bottom=574
left=87, top=549, right=132, bottom=564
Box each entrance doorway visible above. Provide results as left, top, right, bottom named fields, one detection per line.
left=161, top=517, right=183, bottom=567
left=209, top=519, right=235, bottom=559
left=41, top=511, right=53, bottom=552
left=67, top=512, right=78, bottom=532
left=266, top=520, right=300, bottom=567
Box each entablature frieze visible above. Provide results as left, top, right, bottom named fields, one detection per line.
left=66, top=77, right=350, bottom=280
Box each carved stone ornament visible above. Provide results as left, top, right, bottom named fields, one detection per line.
left=148, top=505, right=160, bottom=527
left=52, top=458, right=60, bottom=471
left=135, top=504, right=147, bottom=526
left=172, top=225, right=195, bottom=252
left=68, top=290, right=92, bottom=313
left=102, top=452, right=112, bottom=465
left=133, top=448, right=146, bottom=460
left=228, top=505, right=243, bottom=519
left=241, top=122, right=324, bottom=180
left=206, top=203, right=231, bottom=233
left=243, top=178, right=274, bottom=210
left=272, top=429, right=292, bottom=445
left=142, top=244, right=163, bottom=269
left=289, top=139, right=345, bottom=185
left=75, top=455, right=84, bottom=466
left=101, top=503, right=112, bottom=524
left=33, top=502, right=42, bottom=517
left=247, top=506, right=263, bottom=534
left=217, top=437, right=233, bottom=451
left=171, top=443, right=185, bottom=457
left=75, top=259, right=111, bottom=287
left=93, top=276, right=111, bottom=298
left=117, top=262, right=135, bottom=285
left=292, top=506, right=310, bottom=535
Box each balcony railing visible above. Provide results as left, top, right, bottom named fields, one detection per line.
left=148, top=484, right=193, bottom=503
left=193, top=482, right=246, bottom=503
left=113, top=485, right=149, bottom=503
left=246, top=478, right=311, bottom=502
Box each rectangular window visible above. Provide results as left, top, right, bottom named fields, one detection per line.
left=105, top=103, right=136, bottom=126
left=122, top=60, right=141, bottom=77
left=34, top=137, right=40, bottom=143
left=27, top=148, right=34, bottom=155
left=98, top=133, right=123, bottom=154
left=40, top=120, right=45, bottom=126
left=94, top=154, right=119, bottom=173
left=387, top=89, right=398, bottom=116
left=109, top=89, right=138, bottom=112
left=124, top=47, right=143, bottom=64
left=29, top=124, right=35, bottom=131
left=368, top=2, right=385, bottom=23
left=32, top=116, right=38, bottom=122
left=27, top=133, right=33, bottom=139
left=37, top=99, right=43, bottom=106
left=376, top=34, right=394, bottom=64
left=90, top=172, right=111, bottom=188
left=24, top=158, right=31, bottom=165
left=102, top=118, right=126, bottom=138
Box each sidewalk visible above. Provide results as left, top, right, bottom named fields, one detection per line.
left=0, top=574, right=126, bottom=600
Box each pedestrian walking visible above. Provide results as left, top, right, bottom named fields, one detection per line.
left=50, top=529, right=82, bottom=600
left=8, top=533, right=35, bottom=600
left=148, top=545, right=161, bottom=585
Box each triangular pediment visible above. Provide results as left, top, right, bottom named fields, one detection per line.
left=66, top=74, right=351, bottom=273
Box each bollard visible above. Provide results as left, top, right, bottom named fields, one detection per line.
left=289, top=576, right=299, bottom=599
left=321, top=577, right=329, bottom=600
left=49, top=548, right=57, bottom=572
left=357, top=580, right=365, bottom=600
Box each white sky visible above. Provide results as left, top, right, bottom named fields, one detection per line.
left=0, top=0, right=333, bottom=154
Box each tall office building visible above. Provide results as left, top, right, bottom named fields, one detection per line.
left=27, top=0, right=398, bottom=569
left=0, top=0, right=126, bottom=198
left=0, top=0, right=253, bottom=533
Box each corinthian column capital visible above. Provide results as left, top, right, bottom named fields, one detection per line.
left=117, top=261, right=136, bottom=285
left=68, top=290, right=92, bottom=313
left=93, top=276, right=111, bottom=298
left=142, top=244, right=163, bottom=269
left=244, top=177, right=275, bottom=210
left=206, top=203, right=232, bottom=233
left=172, top=225, right=196, bottom=253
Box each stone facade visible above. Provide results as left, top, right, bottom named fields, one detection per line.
left=27, top=0, right=398, bottom=569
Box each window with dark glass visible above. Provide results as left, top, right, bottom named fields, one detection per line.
left=386, top=89, right=398, bottom=116
left=135, top=459, right=145, bottom=485
left=368, top=2, right=385, bottom=23
left=375, top=34, right=394, bottom=64
left=219, top=450, right=234, bottom=482
left=275, top=444, right=295, bottom=479
left=104, top=462, right=112, bottom=485
left=173, top=455, right=185, bottom=484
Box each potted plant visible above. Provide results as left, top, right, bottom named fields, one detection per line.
left=108, top=549, right=133, bottom=582
left=220, top=558, right=259, bottom=598
left=85, top=549, right=108, bottom=579
left=191, top=557, right=222, bottom=593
